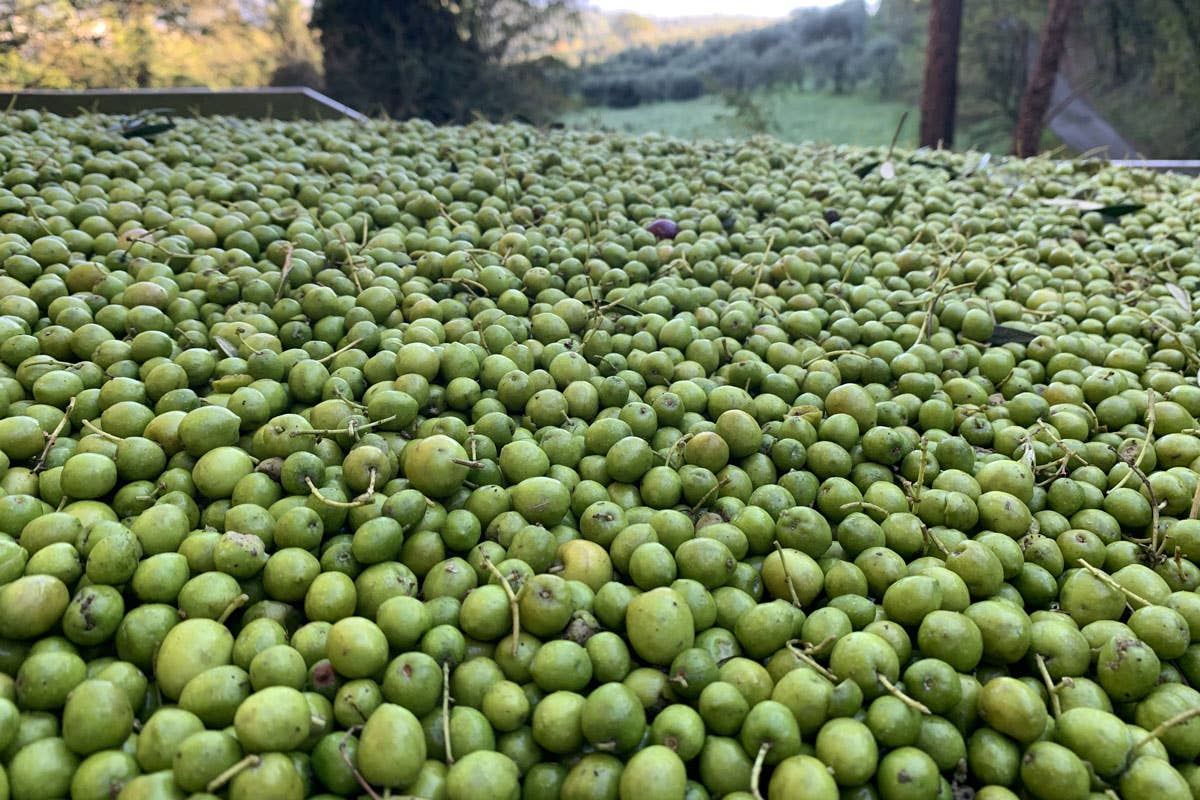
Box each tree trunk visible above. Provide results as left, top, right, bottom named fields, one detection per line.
left=1014, top=0, right=1081, bottom=157
left=1106, top=1, right=1122, bottom=80
left=313, top=0, right=468, bottom=121
left=918, top=0, right=963, bottom=149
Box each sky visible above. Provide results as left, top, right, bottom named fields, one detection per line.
left=586, top=0, right=843, bottom=18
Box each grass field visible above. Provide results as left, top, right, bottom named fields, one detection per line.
left=560, top=87, right=918, bottom=148
left=560, top=87, right=1020, bottom=153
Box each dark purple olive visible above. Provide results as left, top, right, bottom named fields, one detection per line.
left=646, top=218, right=679, bottom=240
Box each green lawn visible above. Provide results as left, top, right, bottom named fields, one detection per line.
left=560, top=87, right=1024, bottom=154
left=560, top=87, right=919, bottom=148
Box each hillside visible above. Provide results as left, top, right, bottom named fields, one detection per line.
left=517, top=9, right=773, bottom=66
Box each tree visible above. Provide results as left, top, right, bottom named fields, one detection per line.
left=311, top=0, right=576, bottom=123
left=267, top=0, right=321, bottom=86
left=0, top=0, right=296, bottom=91
left=918, top=0, right=963, bottom=148
left=1013, top=0, right=1080, bottom=156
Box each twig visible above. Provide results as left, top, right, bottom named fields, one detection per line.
left=336, top=228, right=364, bottom=293
left=316, top=338, right=364, bottom=364
left=290, top=416, right=394, bottom=439
left=877, top=674, right=931, bottom=715
left=217, top=594, right=249, bottom=625
left=305, top=476, right=369, bottom=508
left=1075, top=559, right=1151, bottom=608
left=207, top=755, right=260, bottom=792
left=1134, top=707, right=1200, bottom=750
left=802, top=634, right=838, bottom=657
left=689, top=478, right=728, bottom=514
left=482, top=557, right=520, bottom=656
left=274, top=243, right=294, bottom=302
left=1110, top=391, right=1155, bottom=493
left=924, top=526, right=951, bottom=557
left=1035, top=654, right=1062, bottom=718
left=750, top=742, right=771, bottom=800
left=82, top=419, right=122, bottom=441
left=773, top=541, right=803, bottom=609
left=785, top=640, right=837, bottom=682
left=33, top=397, right=75, bottom=473
left=339, top=725, right=383, bottom=800
left=443, top=660, right=454, bottom=765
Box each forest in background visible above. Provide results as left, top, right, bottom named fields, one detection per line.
left=1, top=0, right=1198, bottom=156
left=572, top=0, right=1200, bottom=157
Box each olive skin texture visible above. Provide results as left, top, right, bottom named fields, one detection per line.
left=0, top=109, right=1199, bottom=800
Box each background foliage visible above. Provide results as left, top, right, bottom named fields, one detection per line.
left=0, top=0, right=319, bottom=90
left=0, top=0, right=1197, bottom=155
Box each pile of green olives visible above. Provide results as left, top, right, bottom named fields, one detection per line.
left=0, top=108, right=1199, bottom=800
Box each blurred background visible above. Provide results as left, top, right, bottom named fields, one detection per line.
left=0, top=0, right=1195, bottom=157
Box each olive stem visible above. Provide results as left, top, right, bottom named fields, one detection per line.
left=802, top=349, right=871, bottom=367
left=316, top=337, right=364, bottom=364
left=917, top=283, right=949, bottom=346
left=482, top=556, right=521, bottom=656
left=290, top=415, right=396, bottom=438
left=803, top=634, right=838, bottom=657
left=335, top=228, right=365, bottom=293
left=689, top=477, right=729, bottom=514
left=1074, top=559, right=1152, bottom=608
left=216, top=593, right=249, bottom=625
left=82, top=419, right=123, bottom=441
left=749, top=234, right=777, bottom=297
left=772, top=541, right=803, bottom=609
left=438, top=276, right=489, bottom=296
left=750, top=741, right=771, bottom=800
left=333, top=387, right=368, bottom=410
left=1034, top=654, right=1062, bottom=718
left=339, top=724, right=383, bottom=800
left=1110, top=391, right=1155, bottom=494
left=1189, top=479, right=1200, bottom=520
left=274, top=242, right=294, bottom=302
left=1134, top=707, right=1200, bottom=750
left=839, top=501, right=890, bottom=516
left=206, top=754, right=261, bottom=792
left=305, top=476, right=369, bottom=508
left=923, top=526, right=951, bottom=558
left=442, top=659, right=454, bottom=765
left=877, top=674, right=931, bottom=715
left=32, top=397, right=75, bottom=473
left=664, top=434, right=692, bottom=470
left=785, top=639, right=838, bottom=682
left=451, top=458, right=486, bottom=469
left=355, top=467, right=378, bottom=504
left=1112, top=443, right=1162, bottom=556
left=912, top=435, right=929, bottom=503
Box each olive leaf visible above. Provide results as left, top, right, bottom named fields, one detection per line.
left=854, top=161, right=880, bottom=178
left=881, top=191, right=904, bottom=218
left=1165, top=283, right=1193, bottom=315
left=1039, top=198, right=1104, bottom=210
left=1095, top=203, right=1146, bottom=218
left=877, top=110, right=908, bottom=181
left=989, top=324, right=1038, bottom=345
left=1038, top=198, right=1146, bottom=218
left=961, top=152, right=991, bottom=178
left=214, top=336, right=240, bottom=359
